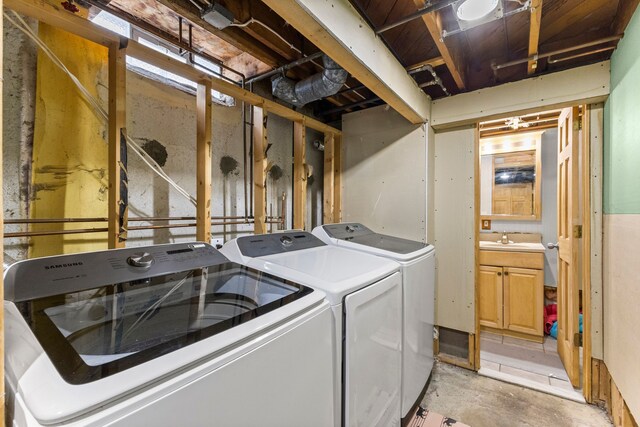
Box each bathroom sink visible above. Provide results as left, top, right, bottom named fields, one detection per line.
left=479, top=241, right=546, bottom=253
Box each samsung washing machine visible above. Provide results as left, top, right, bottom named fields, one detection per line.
left=4, top=242, right=336, bottom=426
left=313, top=223, right=435, bottom=419
left=221, top=231, right=403, bottom=427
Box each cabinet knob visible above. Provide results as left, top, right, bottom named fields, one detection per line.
left=497, top=272, right=502, bottom=276
left=504, top=271, right=509, bottom=276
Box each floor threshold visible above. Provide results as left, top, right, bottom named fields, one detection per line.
left=478, top=366, right=586, bottom=403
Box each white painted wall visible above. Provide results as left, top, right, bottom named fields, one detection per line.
left=432, top=127, right=476, bottom=333
left=341, top=105, right=427, bottom=242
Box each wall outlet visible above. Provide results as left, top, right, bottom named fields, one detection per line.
left=482, top=219, right=491, bottom=230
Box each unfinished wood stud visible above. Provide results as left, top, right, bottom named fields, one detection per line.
left=293, top=120, right=307, bottom=230
left=253, top=106, right=268, bottom=234
left=196, top=80, right=212, bottom=242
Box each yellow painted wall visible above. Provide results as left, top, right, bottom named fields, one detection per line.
left=29, top=24, right=109, bottom=257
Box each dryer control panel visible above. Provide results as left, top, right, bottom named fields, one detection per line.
left=237, top=232, right=326, bottom=257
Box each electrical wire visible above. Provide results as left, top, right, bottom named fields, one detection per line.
left=5, top=10, right=198, bottom=206
left=230, top=18, right=302, bottom=54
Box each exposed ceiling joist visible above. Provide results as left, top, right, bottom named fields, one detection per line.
left=527, top=0, right=543, bottom=75
left=412, top=0, right=467, bottom=90
left=611, top=0, right=640, bottom=35
left=261, top=0, right=431, bottom=124
left=154, top=0, right=286, bottom=68
left=407, top=56, right=446, bottom=70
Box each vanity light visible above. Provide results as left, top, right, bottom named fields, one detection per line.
left=456, top=0, right=499, bottom=21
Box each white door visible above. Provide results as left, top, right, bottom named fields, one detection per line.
left=344, top=272, right=402, bottom=427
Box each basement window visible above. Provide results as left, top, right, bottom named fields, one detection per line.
left=91, top=11, right=234, bottom=106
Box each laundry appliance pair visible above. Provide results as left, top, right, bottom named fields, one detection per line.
left=220, top=222, right=435, bottom=426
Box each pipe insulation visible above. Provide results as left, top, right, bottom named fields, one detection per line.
left=271, top=55, right=348, bottom=107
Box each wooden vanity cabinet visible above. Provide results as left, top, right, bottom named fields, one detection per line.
left=479, top=250, right=544, bottom=341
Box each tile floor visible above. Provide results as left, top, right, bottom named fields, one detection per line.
left=478, top=331, right=585, bottom=402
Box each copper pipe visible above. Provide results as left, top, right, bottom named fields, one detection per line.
left=4, top=219, right=283, bottom=238
left=492, top=36, right=622, bottom=71
left=548, top=46, right=616, bottom=64
left=4, top=216, right=267, bottom=224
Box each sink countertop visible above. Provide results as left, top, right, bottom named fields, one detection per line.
left=479, top=241, right=546, bottom=253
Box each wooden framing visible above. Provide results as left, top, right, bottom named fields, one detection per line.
left=333, top=134, right=342, bottom=223
left=261, top=0, right=430, bottom=124
left=108, top=41, right=127, bottom=249
left=591, top=359, right=639, bottom=427
left=153, top=0, right=285, bottom=69
left=253, top=107, right=268, bottom=235
left=196, top=80, right=212, bottom=242
left=322, top=133, right=335, bottom=224
left=527, top=0, right=543, bottom=75
left=581, top=104, right=593, bottom=401
left=474, top=125, right=481, bottom=369
left=414, top=0, right=467, bottom=90
left=293, top=121, right=307, bottom=230
left=5, top=0, right=340, bottom=136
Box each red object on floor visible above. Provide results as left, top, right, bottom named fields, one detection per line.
left=544, top=303, right=558, bottom=335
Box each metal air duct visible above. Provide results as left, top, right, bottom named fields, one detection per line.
left=271, top=55, right=348, bottom=107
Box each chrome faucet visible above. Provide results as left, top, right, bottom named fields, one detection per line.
left=501, top=231, right=509, bottom=244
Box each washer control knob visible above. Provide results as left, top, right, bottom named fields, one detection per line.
left=127, top=252, right=154, bottom=268
left=346, top=225, right=356, bottom=233
left=280, top=236, right=293, bottom=247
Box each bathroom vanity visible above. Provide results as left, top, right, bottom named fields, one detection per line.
left=479, top=233, right=545, bottom=342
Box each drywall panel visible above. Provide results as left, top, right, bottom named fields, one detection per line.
left=342, top=105, right=427, bottom=242
left=590, top=104, right=604, bottom=360
left=604, top=16, right=640, bottom=214
left=602, top=6, right=640, bottom=420
left=431, top=62, right=610, bottom=129
left=603, top=214, right=640, bottom=420
left=433, top=127, right=476, bottom=333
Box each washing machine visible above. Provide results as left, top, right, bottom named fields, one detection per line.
left=4, top=242, right=336, bottom=427
left=221, top=231, right=403, bottom=427
left=313, top=223, right=435, bottom=419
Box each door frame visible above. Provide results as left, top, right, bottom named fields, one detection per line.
left=473, top=105, right=597, bottom=402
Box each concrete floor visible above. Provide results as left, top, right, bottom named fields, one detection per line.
left=421, top=362, right=612, bottom=427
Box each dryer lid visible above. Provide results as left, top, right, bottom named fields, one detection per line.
left=321, top=223, right=429, bottom=254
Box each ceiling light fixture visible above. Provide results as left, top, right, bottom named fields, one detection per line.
left=505, top=116, right=530, bottom=130
left=456, top=0, right=499, bottom=21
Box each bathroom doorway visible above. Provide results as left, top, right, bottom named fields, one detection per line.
left=474, top=105, right=599, bottom=402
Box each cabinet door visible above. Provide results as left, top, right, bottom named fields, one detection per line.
left=479, top=266, right=503, bottom=329
left=503, top=267, right=543, bottom=336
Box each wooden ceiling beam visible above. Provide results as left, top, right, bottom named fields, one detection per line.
left=261, top=0, right=431, bottom=124
left=221, top=1, right=305, bottom=61
left=412, top=0, right=466, bottom=90
left=611, top=0, right=640, bottom=35
left=155, top=0, right=286, bottom=68
left=407, top=56, right=446, bottom=70
left=527, top=0, right=543, bottom=75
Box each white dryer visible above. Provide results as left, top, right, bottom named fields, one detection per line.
left=313, top=223, right=435, bottom=419
left=4, top=242, right=335, bottom=426
left=221, top=232, right=403, bottom=427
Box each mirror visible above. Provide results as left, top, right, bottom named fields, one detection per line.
left=480, top=131, right=542, bottom=220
